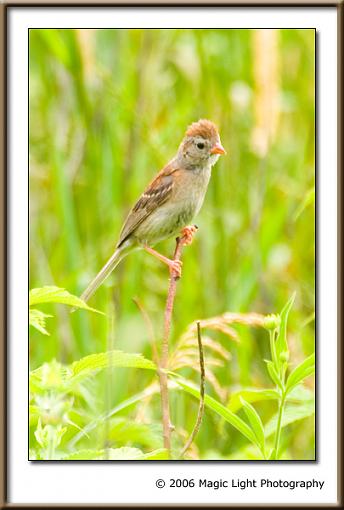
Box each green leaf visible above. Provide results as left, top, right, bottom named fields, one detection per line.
left=285, top=354, right=315, bottom=394
left=275, top=293, right=296, bottom=364
left=29, top=449, right=38, bottom=460
left=265, top=401, right=315, bottom=438
left=225, top=444, right=263, bottom=461
left=140, top=448, right=169, bottom=460
left=61, top=447, right=168, bottom=461
left=265, top=361, right=283, bottom=389
left=29, top=405, right=39, bottom=426
left=30, top=352, right=156, bottom=393
left=29, top=309, right=53, bottom=336
left=34, top=421, right=67, bottom=452
left=62, top=449, right=106, bottom=460
left=68, top=384, right=160, bottom=448
left=268, top=448, right=277, bottom=460
left=228, top=388, right=279, bottom=413
left=68, top=350, right=156, bottom=383
left=29, top=286, right=103, bottom=314
left=106, top=418, right=162, bottom=450
left=106, top=447, right=168, bottom=460
left=174, top=377, right=257, bottom=445
left=240, top=398, right=265, bottom=456
left=107, top=447, right=144, bottom=460
left=286, top=384, right=314, bottom=403
left=30, top=360, right=69, bottom=393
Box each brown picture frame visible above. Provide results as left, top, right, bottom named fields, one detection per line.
left=0, top=3, right=342, bottom=508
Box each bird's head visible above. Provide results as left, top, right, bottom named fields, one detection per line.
left=178, top=119, right=226, bottom=168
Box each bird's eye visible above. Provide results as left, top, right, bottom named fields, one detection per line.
left=197, top=142, right=205, bottom=150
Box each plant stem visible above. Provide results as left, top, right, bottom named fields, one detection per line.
left=269, top=329, right=277, bottom=366
left=274, top=393, right=285, bottom=458
left=46, top=427, right=56, bottom=460
left=47, top=441, right=55, bottom=461
left=179, top=321, right=205, bottom=458
left=158, top=236, right=187, bottom=456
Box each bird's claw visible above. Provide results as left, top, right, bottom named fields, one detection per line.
left=181, top=224, right=198, bottom=245
left=169, top=259, right=183, bottom=279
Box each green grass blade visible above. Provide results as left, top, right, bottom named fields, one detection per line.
left=240, top=397, right=266, bottom=456
left=228, top=388, right=279, bottom=413
left=285, top=354, right=315, bottom=394
left=174, top=377, right=257, bottom=445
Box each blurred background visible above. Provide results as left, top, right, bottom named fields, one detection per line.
left=29, top=29, right=315, bottom=459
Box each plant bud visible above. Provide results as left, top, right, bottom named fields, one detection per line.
left=263, top=314, right=281, bottom=331
left=279, top=351, right=289, bottom=363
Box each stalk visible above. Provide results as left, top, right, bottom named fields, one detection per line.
left=274, top=393, right=286, bottom=458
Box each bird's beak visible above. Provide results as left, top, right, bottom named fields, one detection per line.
left=210, top=142, right=226, bottom=155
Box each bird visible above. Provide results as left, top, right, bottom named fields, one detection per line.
left=79, top=119, right=226, bottom=304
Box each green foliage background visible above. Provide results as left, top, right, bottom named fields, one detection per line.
left=29, top=29, right=315, bottom=460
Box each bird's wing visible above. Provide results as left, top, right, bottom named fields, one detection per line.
left=117, top=161, right=178, bottom=247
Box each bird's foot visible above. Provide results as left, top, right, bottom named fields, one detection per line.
left=143, top=245, right=182, bottom=278
left=181, top=224, right=198, bottom=245
left=168, top=259, right=182, bottom=279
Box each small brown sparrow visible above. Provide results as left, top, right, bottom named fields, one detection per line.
left=80, top=119, right=226, bottom=303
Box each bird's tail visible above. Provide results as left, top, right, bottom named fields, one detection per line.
left=79, top=244, right=129, bottom=305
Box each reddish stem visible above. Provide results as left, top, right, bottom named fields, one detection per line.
left=159, top=234, right=189, bottom=455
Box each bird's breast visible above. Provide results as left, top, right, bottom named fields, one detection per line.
left=134, top=166, right=211, bottom=246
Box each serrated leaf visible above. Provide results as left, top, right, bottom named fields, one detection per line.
left=173, top=377, right=257, bottom=445
left=275, top=293, right=295, bottom=363
left=106, top=447, right=167, bottom=460
left=265, top=401, right=315, bottom=438
left=141, top=448, right=169, bottom=460
left=29, top=309, right=53, bottom=336
left=285, top=354, right=315, bottom=394
left=62, top=447, right=168, bottom=461
left=228, top=388, right=279, bottom=413
left=62, top=449, right=106, bottom=460
left=266, top=361, right=283, bottom=389
left=29, top=286, right=103, bottom=314
left=240, top=398, right=265, bottom=456
left=30, top=360, right=69, bottom=392
left=68, top=350, right=156, bottom=383
left=30, top=351, right=156, bottom=393
left=107, top=418, right=162, bottom=450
